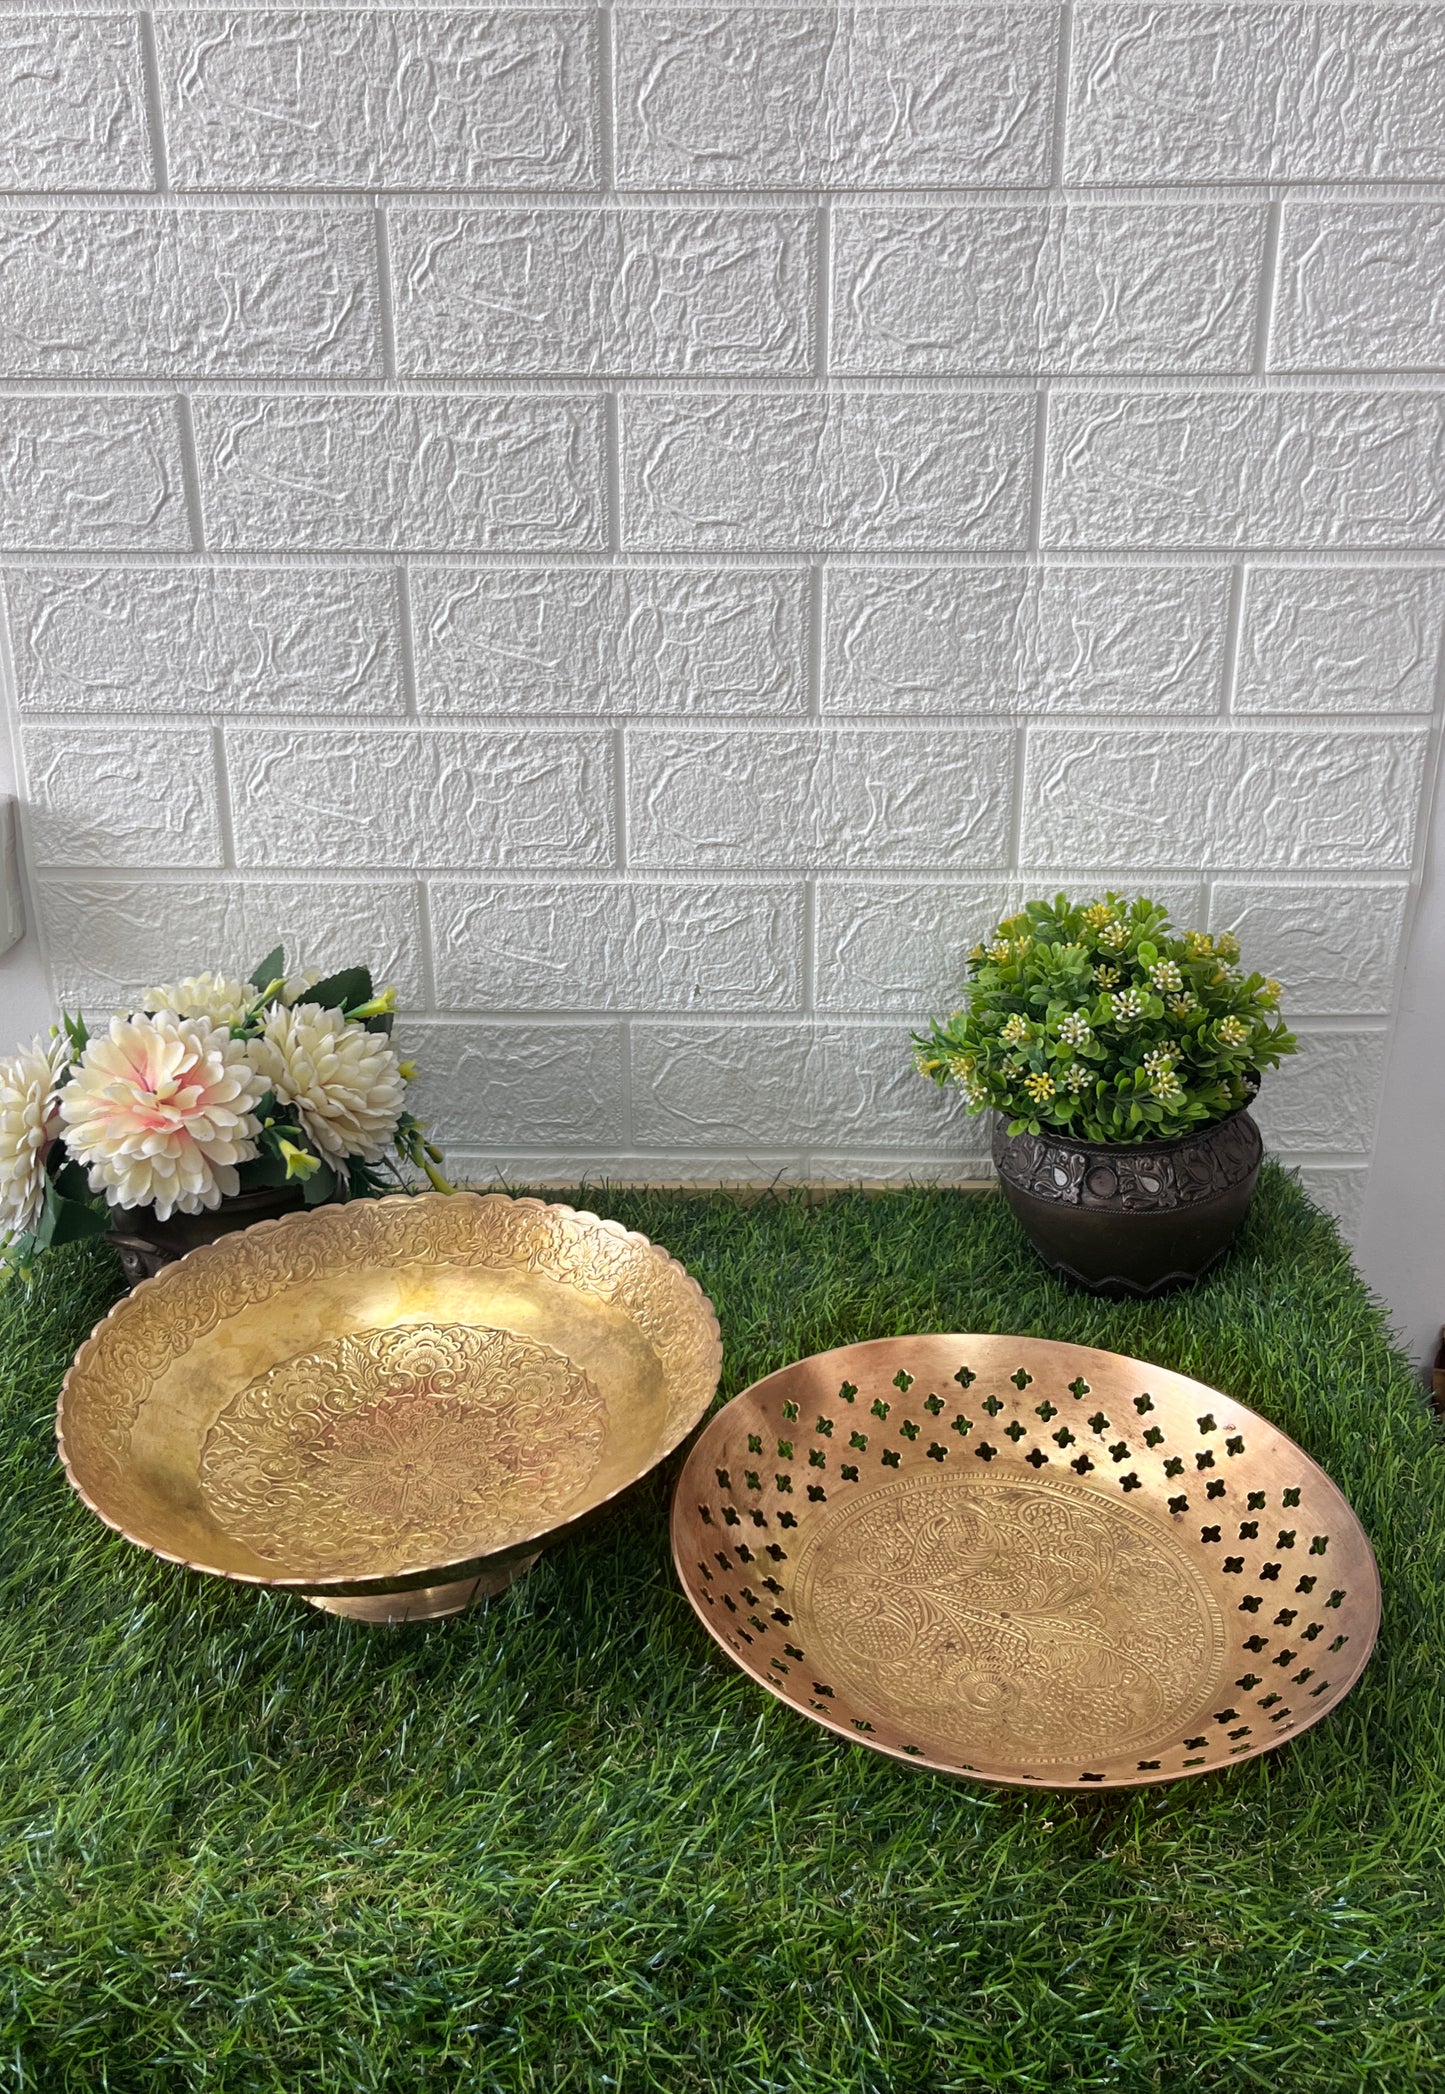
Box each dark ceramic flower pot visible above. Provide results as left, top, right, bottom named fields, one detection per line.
left=107, top=1184, right=307, bottom=1288
left=992, top=1105, right=1263, bottom=1298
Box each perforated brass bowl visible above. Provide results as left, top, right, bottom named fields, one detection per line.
left=59, top=1193, right=721, bottom=1623
left=672, top=1335, right=1379, bottom=1787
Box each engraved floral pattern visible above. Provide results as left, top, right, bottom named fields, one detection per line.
left=57, top=1194, right=722, bottom=1580
left=994, top=1108, right=1262, bottom=1212
left=795, top=1475, right=1224, bottom=1763
left=199, top=1322, right=607, bottom=1578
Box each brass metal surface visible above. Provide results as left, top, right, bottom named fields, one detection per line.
left=59, top=1193, right=721, bottom=1620
left=672, top=1335, right=1379, bottom=1788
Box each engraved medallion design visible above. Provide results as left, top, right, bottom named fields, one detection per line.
left=993, top=1109, right=1262, bottom=1212
left=794, top=1474, right=1226, bottom=1763
left=199, top=1322, right=608, bottom=1578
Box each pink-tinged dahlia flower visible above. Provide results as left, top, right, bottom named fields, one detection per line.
left=59, top=1012, right=267, bottom=1220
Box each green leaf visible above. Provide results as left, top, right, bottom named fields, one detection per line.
left=33, top=1181, right=111, bottom=1250
left=248, top=946, right=286, bottom=991
left=305, top=966, right=373, bottom=1014
left=302, top=1160, right=337, bottom=1207
left=237, top=1152, right=290, bottom=1191
left=50, top=1155, right=91, bottom=1202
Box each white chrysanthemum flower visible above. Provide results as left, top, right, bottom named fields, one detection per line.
left=1057, top=1011, right=1092, bottom=1048
left=1149, top=959, right=1183, bottom=993
left=1062, top=1063, right=1089, bottom=1094
left=1110, top=987, right=1148, bottom=1024
left=1217, top=1015, right=1249, bottom=1047
left=0, top=1034, right=67, bottom=1239
left=1167, top=992, right=1197, bottom=1017
left=144, top=971, right=253, bottom=1026
left=249, top=1002, right=406, bottom=1167
left=59, top=1013, right=265, bottom=1221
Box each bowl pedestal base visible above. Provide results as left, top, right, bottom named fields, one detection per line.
left=305, top=1552, right=541, bottom=1624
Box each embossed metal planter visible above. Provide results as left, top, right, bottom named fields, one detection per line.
left=672, top=1334, right=1379, bottom=1789
left=59, top=1193, right=721, bottom=1624
left=993, top=1105, right=1263, bottom=1297
left=107, top=1184, right=307, bottom=1288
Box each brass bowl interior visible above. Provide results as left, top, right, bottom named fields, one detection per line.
left=672, top=1335, right=1380, bottom=1789
left=59, top=1193, right=720, bottom=1598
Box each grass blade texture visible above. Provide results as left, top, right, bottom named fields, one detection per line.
left=0, top=1164, right=1441, bottom=2092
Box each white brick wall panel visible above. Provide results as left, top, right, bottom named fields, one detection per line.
left=813, top=878, right=1217, bottom=1016
left=157, top=10, right=599, bottom=190
left=0, top=15, right=150, bottom=190
left=832, top=204, right=1263, bottom=376
left=1068, top=4, right=1445, bottom=184
left=1234, top=569, right=1445, bottom=715
left=631, top=1021, right=980, bottom=1149
left=410, top=566, right=808, bottom=716
left=1208, top=882, right=1408, bottom=1016
left=629, top=727, right=1016, bottom=871
left=1022, top=728, right=1428, bottom=872
left=807, top=1148, right=994, bottom=1179
left=1272, top=203, right=1445, bottom=371
left=823, top=566, right=1229, bottom=714
left=614, top=6, right=1058, bottom=189
left=0, top=208, right=381, bottom=380
left=402, top=1021, right=627, bottom=1148
left=429, top=879, right=804, bottom=1012
left=623, top=393, right=1035, bottom=552
left=1251, top=1027, right=1386, bottom=1154
left=1045, top=391, right=1445, bottom=550
left=445, top=1150, right=817, bottom=1185
left=3, top=566, right=403, bottom=717
left=23, top=724, right=222, bottom=869
left=194, top=396, right=607, bottom=553
left=813, top=881, right=1012, bottom=1015
left=1017, top=875, right=1207, bottom=926
left=0, top=399, right=190, bottom=551
left=226, top=728, right=614, bottom=870
left=1294, top=1165, right=1368, bottom=1239
left=392, top=207, right=814, bottom=378
left=36, top=876, right=427, bottom=1010
left=0, top=1, right=1438, bottom=1200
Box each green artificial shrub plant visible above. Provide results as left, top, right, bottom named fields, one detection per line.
left=913, top=893, right=1297, bottom=1143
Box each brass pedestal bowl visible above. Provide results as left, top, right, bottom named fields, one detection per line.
left=59, top=1194, right=721, bottom=1624
left=673, top=1335, right=1379, bottom=1788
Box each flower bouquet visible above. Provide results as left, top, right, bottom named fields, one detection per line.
left=0, top=947, right=450, bottom=1283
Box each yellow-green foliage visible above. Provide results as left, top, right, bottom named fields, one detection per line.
left=914, top=892, right=1296, bottom=1142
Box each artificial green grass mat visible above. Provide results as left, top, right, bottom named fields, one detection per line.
left=0, top=1162, right=1442, bottom=2093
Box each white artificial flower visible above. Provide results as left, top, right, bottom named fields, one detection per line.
left=248, top=1002, right=405, bottom=1167
left=59, top=1012, right=266, bottom=1220
left=0, top=1034, right=67, bottom=1239
left=144, top=971, right=254, bottom=1027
